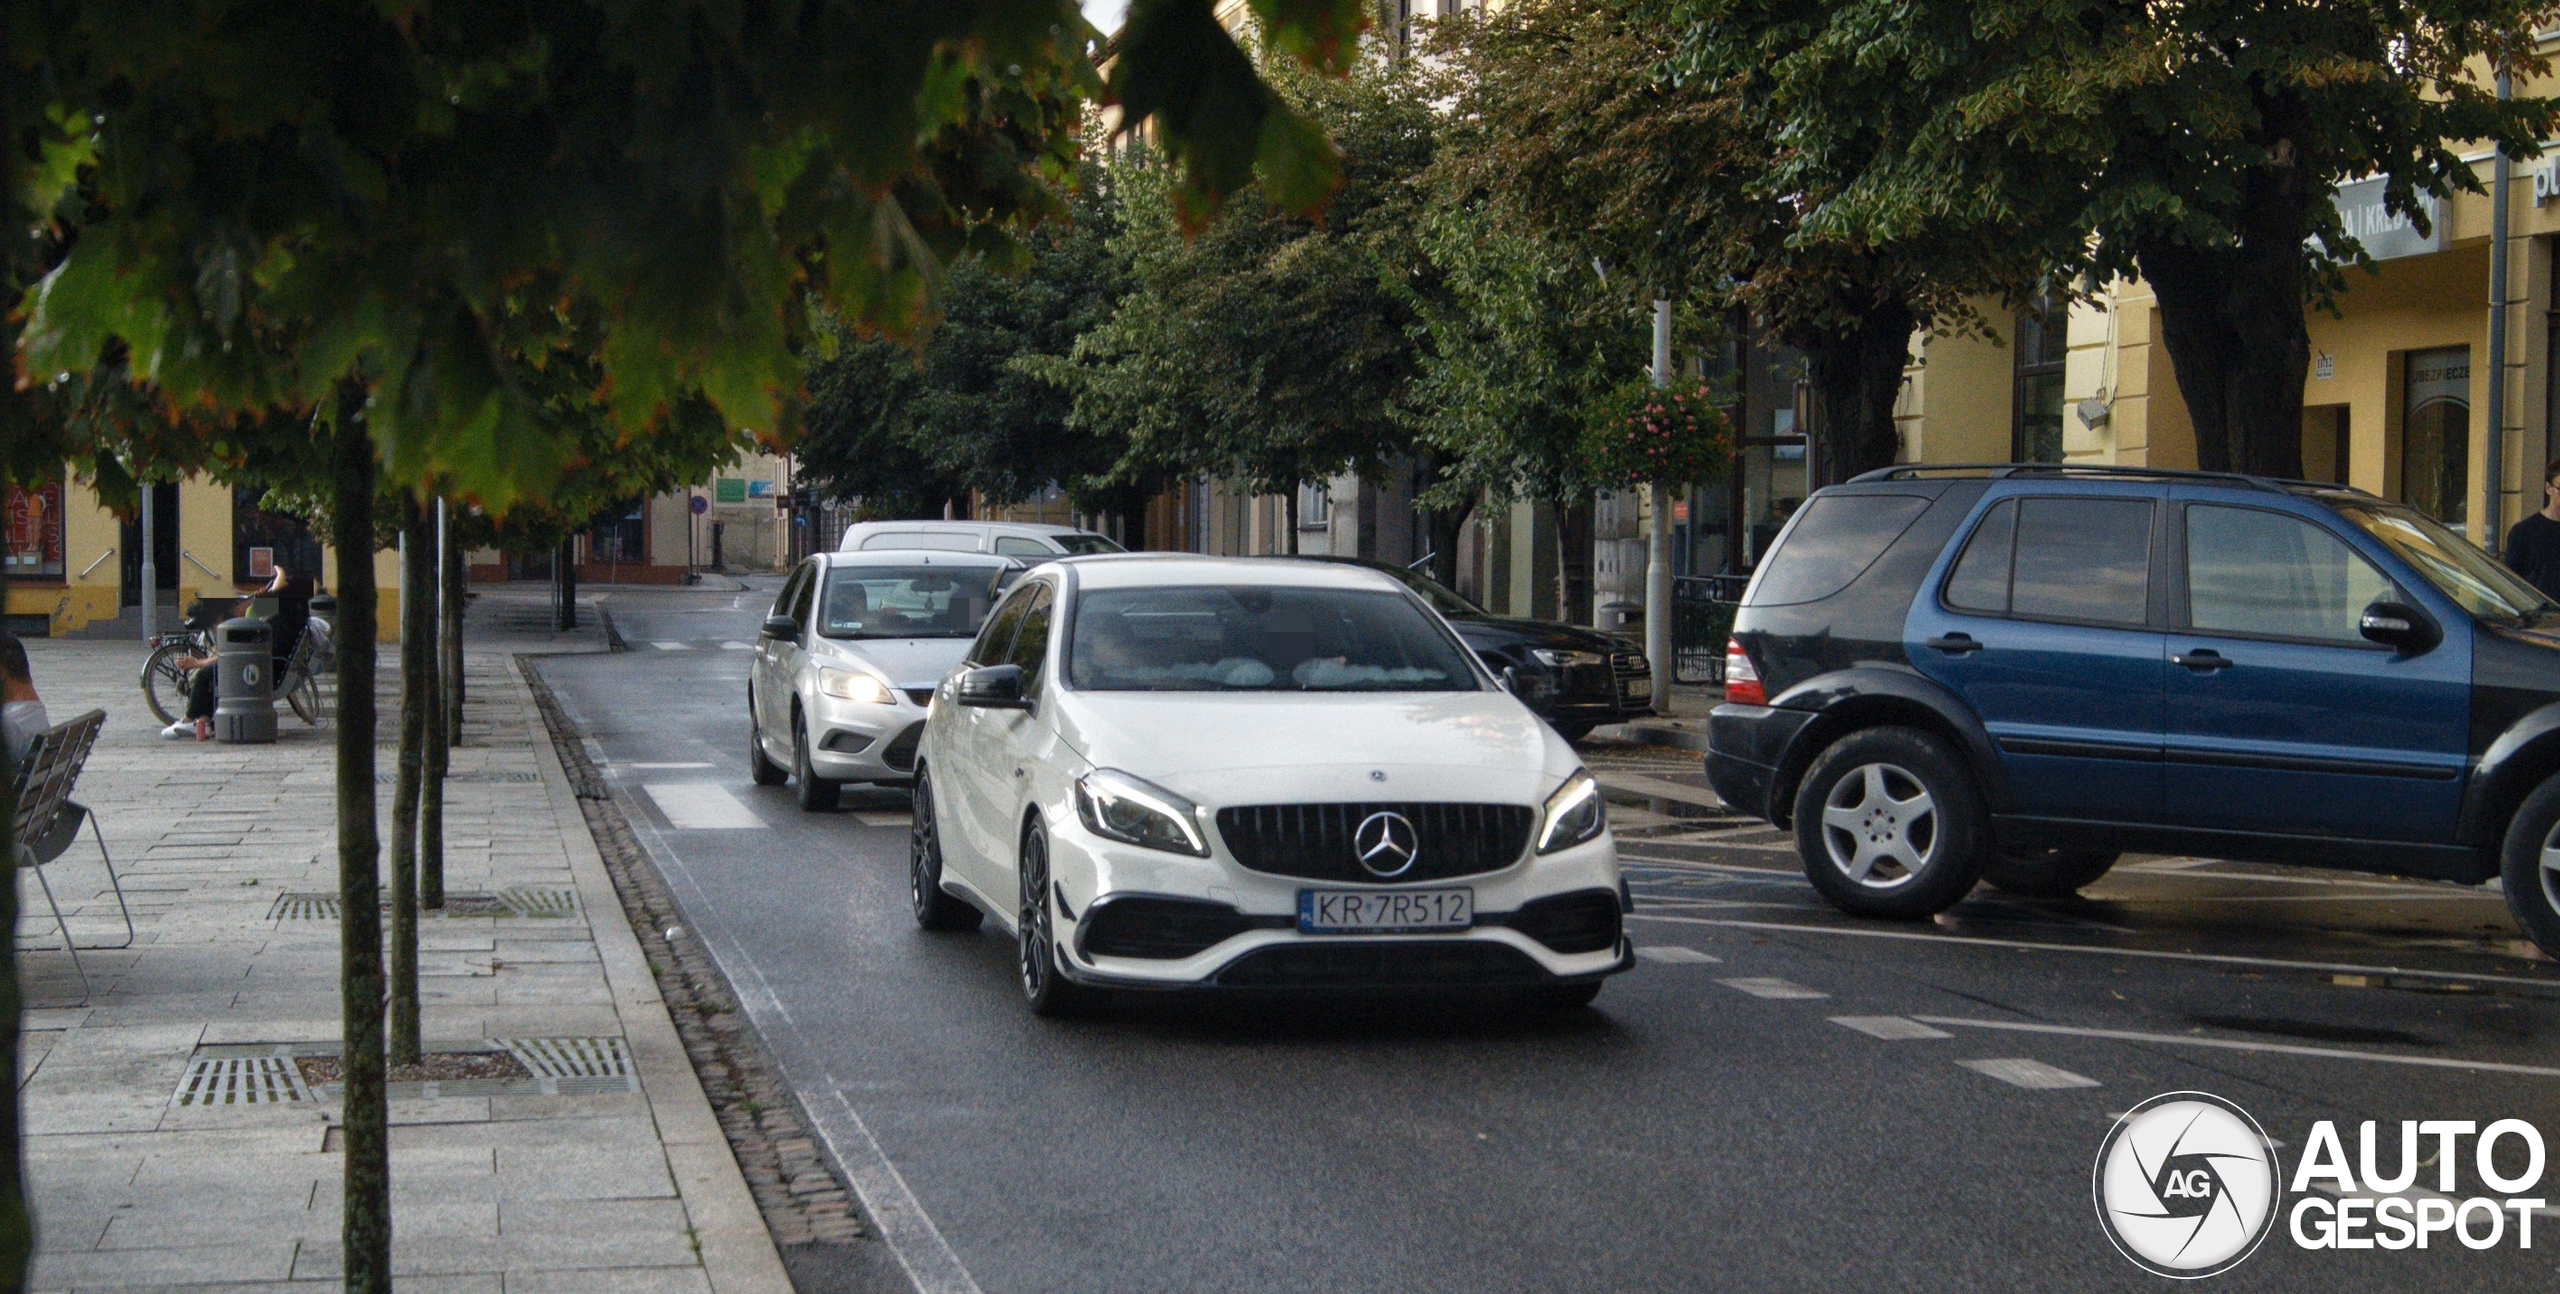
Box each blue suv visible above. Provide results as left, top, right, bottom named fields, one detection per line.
left=1703, top=465, right=2560, bottom=957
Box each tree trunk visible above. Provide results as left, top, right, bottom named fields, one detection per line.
left=0, top=736, right=29, bottom=1294
left=391, top=506, right=430, bottom=1064
left=1554, top=499, right=1594, bottom=625
left=422, top=525, right=448, bottom=912
left=2135, top=97, right=2314, bottom=479
left=1799, top=295, right=1917, bottom=487
left=1411, top=450, right=1475, bottom=591
left=440, top=502, right=464, bottom=744
left=1283, top=488, right=1300, bottom=555
left=332, top=408, right=391, bottom=1294
left=554, top=539, right=578, bottom=631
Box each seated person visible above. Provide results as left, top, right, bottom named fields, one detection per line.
left=162, top=596, right=247, bottom=742
left=1, top=631, right=47, bottom=766
left=264, top=565, right=314, bottom=673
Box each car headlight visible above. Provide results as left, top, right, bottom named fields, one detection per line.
left=1536, top=769, right=1606, bottom=854
left=1532, top=649, right=1606, bottom=669
left=818, top=668, right=893, bottom=705
left=1074, top=769, right=1210, bottom=857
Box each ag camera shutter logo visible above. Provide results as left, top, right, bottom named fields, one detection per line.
left=2094, top=1091, right=2281, bottom=1278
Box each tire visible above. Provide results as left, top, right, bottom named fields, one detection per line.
left=2498, top=774, right=2560, bottom=957
left=1520, top=982, right=1603, bottom=1012
left=791, top=712, right=838, bottom=811
left=746, top=692, right=787, bottom=786
left=910, top=768, right=982, bottom=932
left=1979, top=848, right=2119, bottom=898
left=1017, top=821, right=1102, bottom=1017
left=1792, top=726, right=1989, bottom=920
left=142, top=643, right=191, bottom=726
left=1549, top=721, right=1596, bottom=743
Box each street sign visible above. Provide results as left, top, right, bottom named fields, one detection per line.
left=689, top=495, right=708, bottom=516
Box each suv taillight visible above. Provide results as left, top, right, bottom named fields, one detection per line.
left=1724, top=638, right=1765, bottom=705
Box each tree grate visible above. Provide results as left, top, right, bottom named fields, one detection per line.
left=268, top=888, right=577, bottom=921
left=371, top=771, right=542, bottom=784
left=497, top=1036, right=632, bottom=1081
left=172, top=1056, right=311, bottom=1106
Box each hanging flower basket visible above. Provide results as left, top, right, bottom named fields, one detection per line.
left=1583, top=375, right=1733, bottom=490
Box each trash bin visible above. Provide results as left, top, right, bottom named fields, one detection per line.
left=1597, top=600, right=1642, bottom=634
left=214, top=616, right=278, bottom=744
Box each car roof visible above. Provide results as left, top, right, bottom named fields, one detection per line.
left=815, top=549, right=1013, bottom=569
left=837, top=520, right=1096, bottom=540
left=1053, top=553, right=1408, bottom=593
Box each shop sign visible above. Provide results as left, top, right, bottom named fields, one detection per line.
left=4, top=481, right=65, bottom=578
left=714, top=477, right=747, bottom=503
left=747, top=480, right=777, bottom=499
left=2330, top=177, right=2441, bottom=261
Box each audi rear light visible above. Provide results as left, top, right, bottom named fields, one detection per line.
left=1723, top=638, right=1765, bottom=705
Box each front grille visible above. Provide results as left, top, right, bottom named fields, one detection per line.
left=1215, top=803, right=1535, bottom=883
left=1610, top=651, right=1649, bottom=680
left=1493, top=889, right=1622, bottom=954
left=904, top=688, right=934, bottom=707
left=1215, top=941, right=1551, bottom=990
left=879, top=722, right=925, bottom=772
left=1080, top=897, right=1280, bottom=960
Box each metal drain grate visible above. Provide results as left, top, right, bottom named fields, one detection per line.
left=268, top=889, right=576, bottom=921
left=173, top=1056, right=310, bottom=1106
left=496, top=1037, right=637, bottom=1096
left=373, top=771, right=543, bottom=784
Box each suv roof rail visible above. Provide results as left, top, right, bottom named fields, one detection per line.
left=1845, top=462, right=2374, bottom=498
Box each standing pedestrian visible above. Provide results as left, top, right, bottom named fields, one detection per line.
left=2506, top=459, right=2560, bottom=602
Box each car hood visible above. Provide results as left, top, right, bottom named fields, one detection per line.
left=1050, top=689, right=1576, bottom=807
left=811, top=636, right=972, bottom=689
left=1450, top=615, right=1633, bottom=655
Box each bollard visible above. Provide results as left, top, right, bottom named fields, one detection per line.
left=214, top=616, right=278, bottom=744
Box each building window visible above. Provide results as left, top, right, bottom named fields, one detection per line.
left=588, top=505, right=647, bottom=564
left=233, top=485, right=323, bottom=586
left=2401, top=345, right=2471, bottom=529
left=4, top=481, right=65, bottom=580
left=1298, top=482, right=1332, bottom=528
left=2013, top=302, right=2068, bottom=464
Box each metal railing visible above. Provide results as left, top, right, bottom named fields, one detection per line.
left=1670, top=575, right=1745, bottom=685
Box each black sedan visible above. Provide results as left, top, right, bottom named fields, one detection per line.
left=1285, top=556, right=1653, bottom=741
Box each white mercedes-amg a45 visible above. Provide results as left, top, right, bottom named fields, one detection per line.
left=909, top=554, right=1631, bottom=1015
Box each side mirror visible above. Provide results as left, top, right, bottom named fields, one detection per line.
left=956, top=664, right=1032, bottom=710
left=2358, top=601, right=2439, bottom=653
left=761, top=615, right=799, bottom=640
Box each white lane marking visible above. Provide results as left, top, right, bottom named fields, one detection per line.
left=1959, top=1058, right=2101, bottom=1090
left=581, top=737, right=608, bottom=766
left=642, top=783, right=768, bottom=830
left=853, top=812, right=913, bottom=828
left=721, top=641, right=753, bottom=650
left=1628, top=912, right=2560, bottom=990
left=626, top=762, right=717, bottom=770
left=1831, top=1015, right=1952, bottom=1041
left=1719, top=976, right=1827, bottom=1000
left=1915, top=1015, right=2560, bottom=1080
left=652, top=640, right=691, bottom=651
left=1635, top=945, right=1721, bottom=964
left=615, top=776, right=984, bottom=1294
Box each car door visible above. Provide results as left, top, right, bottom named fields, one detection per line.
left=755, top=564, right=809, bottom=745
left=2161, top=493, right=2470, bottom=841
left=971, top=581, right=1055, bottom=892
left=945, top=583, right=1037, bottom=881
left=1905, top=487, right=2169, bottom=824
left=766, top=562, right=819, bottom=742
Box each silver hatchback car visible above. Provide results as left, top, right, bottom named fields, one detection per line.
left=749, top=550, right=1017, bottom=810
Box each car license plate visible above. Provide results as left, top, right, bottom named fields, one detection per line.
left=1297, top=888, right=1473, bottom=934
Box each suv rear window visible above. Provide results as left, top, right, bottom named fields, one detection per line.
left=1746, top=495, right=1931, bottom=607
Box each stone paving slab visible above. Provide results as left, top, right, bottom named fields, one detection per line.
left=15, top=626, right=792, bottom=1294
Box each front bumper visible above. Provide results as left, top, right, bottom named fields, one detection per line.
left=1704, top=702, right=1814, bottom=821
left=801, top=689, right=929, bottom=783
left=1043, top=812, right=1631, bottom=993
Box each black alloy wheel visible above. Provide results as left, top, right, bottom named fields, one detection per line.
left=747, top=690, right=787, bottom=786
left=1017, top=821, right=1100, bottom=1017
left=910, top=768, right=982, bottom=932
left=791, top=711, right=839, bottom=811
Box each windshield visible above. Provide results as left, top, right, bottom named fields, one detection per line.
left=2336, top=503, right=2560, bottom=624
left=1053, top=533, right=1124, bottom=555
left=1067, top=586, right=1482, bottom=692
left=1377, top=565, right=1484, bottom=617
left=817, top=565, right=1005, bottom=639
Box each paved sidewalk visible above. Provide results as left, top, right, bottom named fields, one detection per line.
left=15, top=613, right=792, bottom=1292
left=1593, top=682, right=1718, bottom=752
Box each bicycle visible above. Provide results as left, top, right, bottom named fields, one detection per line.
left=140, top=611, right=334, bottom=727
left=139, top=629, right=209, bottom=727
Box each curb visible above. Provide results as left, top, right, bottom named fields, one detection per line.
left=597, top=604, right=628, bottom=652
left=511, top=656, right=797, bottom=1294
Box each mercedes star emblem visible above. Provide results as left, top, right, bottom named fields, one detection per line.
left=1353, top=811, right=1420, bottom=879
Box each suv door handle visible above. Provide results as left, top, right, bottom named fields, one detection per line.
left=1925, top=634, right=1984, bottom=655
left=2174, top=649, right=2233, bottom=672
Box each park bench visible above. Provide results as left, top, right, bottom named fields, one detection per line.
left=11, top=709, right=132, bottom=1004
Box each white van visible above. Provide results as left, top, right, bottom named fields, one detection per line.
left=834, top=520, right=1124, bottom=559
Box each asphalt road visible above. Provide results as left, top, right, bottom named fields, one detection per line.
left=532, top=580, right=2560, bottom=1294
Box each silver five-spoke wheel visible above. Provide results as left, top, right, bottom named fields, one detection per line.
left=1819, top=762, right=1937, bottom=888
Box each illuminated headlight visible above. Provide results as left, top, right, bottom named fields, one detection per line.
left=1074, top=769, right=1210, bottom=857
left=1536, top=769, right=1606, bottom=854
left=1532, top=649, right=1606, bottom=668
left=818, top=668, right=893, bottom=705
